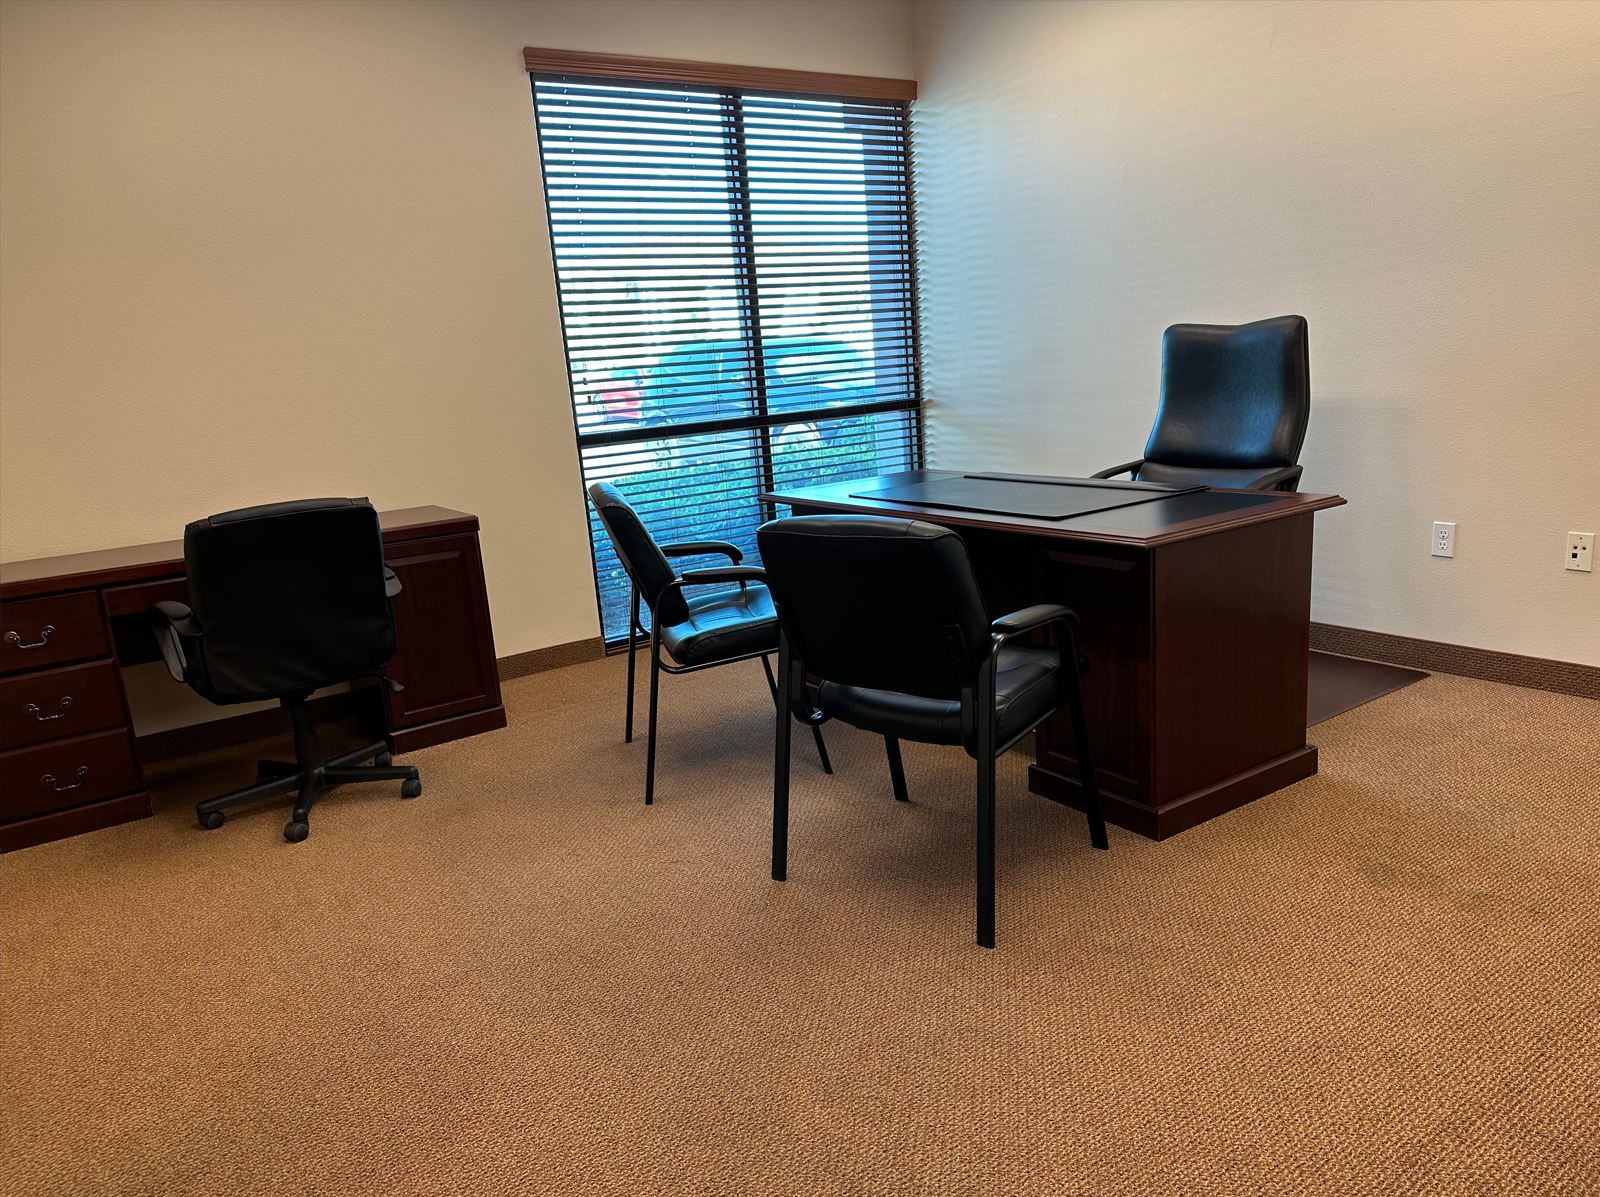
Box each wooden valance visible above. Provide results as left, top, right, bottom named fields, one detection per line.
left=523, top=46, right=916, bottom=101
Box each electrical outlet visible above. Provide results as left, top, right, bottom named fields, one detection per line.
left=1432, top=521, right=1455, bottom=558
left=1568, top=532, right=1594, bottom=573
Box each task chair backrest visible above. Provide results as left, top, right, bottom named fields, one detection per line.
left=587, top=482, right=689, bottom=625
left=757, top=516, right=991, bottom=701
left=183, top=498, right=395, bottom=700
left=1144, top=314, right=1310, bottom=472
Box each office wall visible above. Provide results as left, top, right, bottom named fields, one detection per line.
left=912, top=0, right=1598, bottom=666
left=0, top=0, right=913, bottom=730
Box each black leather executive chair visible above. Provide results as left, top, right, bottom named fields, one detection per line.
left=1094, top=314, right=1311, bottom=491
left=587, top=482, right=830, bottom=805
left=758, top=515, right=1109, bottom=949
left=149, top=498, right=420, bottom=843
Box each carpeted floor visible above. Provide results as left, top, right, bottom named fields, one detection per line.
left=3, top=657, right=1597, bottom=1196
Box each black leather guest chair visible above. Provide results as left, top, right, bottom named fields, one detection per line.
left=149, top=498, right=420, bottom=843
left=758, top=515, right=1109, bottom=949
left=1095, top=314, right=1311, bottom=491
left=587, top=482, right=830, bottom=805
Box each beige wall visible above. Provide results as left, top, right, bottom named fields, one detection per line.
left=0, top=0, right=913, bottom=731
left=912, top=0, right=1598, bottom=665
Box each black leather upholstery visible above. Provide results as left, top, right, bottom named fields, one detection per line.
left=659, top=582, right=778, bottom=667
left=1102, top=315, right=1310, bottom=492
left=587, top=481, right=690, bottom=625
left=161, top=497, right=397, bottom=703
left=758, top=515, right=1067, bottom=759
left=818, top=644, right=1062, bottom=747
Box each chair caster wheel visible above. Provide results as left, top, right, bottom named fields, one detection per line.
left=374, top=751, right=392, bottom=767
left=284, top=821, right=310, bottom=843
left=199, top=811, right=225, bottom=830
left=400, top=779, right=422, bottom=799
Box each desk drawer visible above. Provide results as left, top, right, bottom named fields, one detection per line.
left=0, top=592, right=109, bottom=676
left=0, top=727, right=141, bottom=823
left=0, top=659, right=129, bottom=752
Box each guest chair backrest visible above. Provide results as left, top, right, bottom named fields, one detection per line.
left=1142, top=314, right=1309, bottom=478
left=587, top=482, right=688, bottom=625
left=182, top=498, right=395, bottom=701
left=757, top=516, right=990, bottom=701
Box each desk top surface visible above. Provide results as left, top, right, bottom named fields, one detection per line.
left=763, top=471, right=1345, bottom=548
left=0, top=506, right=478, bottom=601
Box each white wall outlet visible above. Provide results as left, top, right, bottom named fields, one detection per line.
left=1432, top=521, right=1455, bottom=558
left=1568, top=532, right=1594, bottom=573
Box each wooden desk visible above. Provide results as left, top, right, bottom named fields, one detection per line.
left=0, top=507, right=505, bottom=852
left=763, top=472, right=1347, bottom=840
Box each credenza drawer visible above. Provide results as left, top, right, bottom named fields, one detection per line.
left=0, top=728, right=141, bottom=823
left=0, top=659, right=128, bottom=752
left=0, top=592, right=108, bottom=676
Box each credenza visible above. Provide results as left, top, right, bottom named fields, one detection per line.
left=0, top=507, right=505, bottom=852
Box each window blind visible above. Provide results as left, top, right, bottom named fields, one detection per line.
left=530, top=71, right=922, bottom=643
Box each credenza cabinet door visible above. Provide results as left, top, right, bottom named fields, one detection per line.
left=382, top=533, right=501, bottom=730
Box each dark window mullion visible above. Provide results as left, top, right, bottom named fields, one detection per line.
left=723, top=94, right=777, bottom=524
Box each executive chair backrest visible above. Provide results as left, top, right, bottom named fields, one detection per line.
left=587, top=482, right=689, bottom=625
left=757, top=516, right=991, bottom=701
left=1140, top=314, right=1309, bottom=486
left=183, top=498, right=395, bottom=701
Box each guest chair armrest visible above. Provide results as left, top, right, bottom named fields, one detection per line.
left=991, top=603, right=1078, bottom=641
left=1091, top=459, right=1145, bottom=480
left=149, top=600, right=203, bottom=683
left=662, top=540, right=744, bottom=563
left=674, top=566, right=767, bottom=587
left=383, top=566, right=402, bottom=597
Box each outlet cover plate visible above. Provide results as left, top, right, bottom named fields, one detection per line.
left=1568, top=532, right=1594, bottom=572
left=1432, top=522, right=1455, bottom=558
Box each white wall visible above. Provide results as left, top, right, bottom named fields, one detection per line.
left=0, top=0, right=913, bottom=650
left=912, top=0, right=1598, bottom=665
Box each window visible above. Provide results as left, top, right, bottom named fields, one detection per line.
left=528, top=56, right=921, bottom=643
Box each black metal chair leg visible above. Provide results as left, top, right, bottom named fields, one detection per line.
left=976, top=663, right=997, bottom=949
left=810, top=724, right=833, bottom=775
left=772, top=636, right=793, bottom=882
left=644, top=632, right=662, bottom=805
left=625, top=584, right=640, bottom=743
left=884, top=736, right=909, bottom=802
left=1066, top=687, right=1109, bottom=850
left=760, top=653, right=778, bottom=700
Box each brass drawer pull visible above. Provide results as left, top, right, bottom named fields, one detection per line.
left=41, top=766, right=88, bottom=792
left=25, top=697, right=73, bottom=722
left=5, top=626, right=55, bottom=650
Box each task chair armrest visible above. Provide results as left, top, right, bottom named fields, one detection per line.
left=1091, top=459, right=1145, bottom=480
left=662, top=540, right=744, bottom=563
left=384, top=566, right=402, bottom=598
left=1242, top=464, right=1304, bottom=492
left=149, top=600, right=203, bottom=683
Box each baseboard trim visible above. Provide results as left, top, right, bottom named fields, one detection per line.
left=1310, top=623, right=1599, bottom=701
left=497, top=636, right=606, bottom=680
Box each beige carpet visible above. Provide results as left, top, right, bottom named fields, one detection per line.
left=3, top=657, right=1597, bottom=1196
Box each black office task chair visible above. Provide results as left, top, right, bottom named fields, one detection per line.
left=586, top=482, right=830, bottom=806
left=149, top=498, right=420, bottom=843
left=758, top=515, right=1109, bottom=949
left=1095, top=314, right=1310, bottom=492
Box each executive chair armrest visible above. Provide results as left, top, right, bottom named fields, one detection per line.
left=149, top=600, right=203, bottom=683
left=1091, top=459, right=1145, bottom=480
left=1241, top=464, right=1303, bottom=492
left=661, top=540, right=744, bottom=563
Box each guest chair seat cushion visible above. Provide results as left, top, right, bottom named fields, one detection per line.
left=658, top=582, right=779, bottom=667
left=817, top=644, right=1063, bottom=752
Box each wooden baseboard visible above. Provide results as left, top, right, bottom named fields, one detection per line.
left=497, top=636, right=606, bottom=680
left=1310, top=623, right=1599, bottom=701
